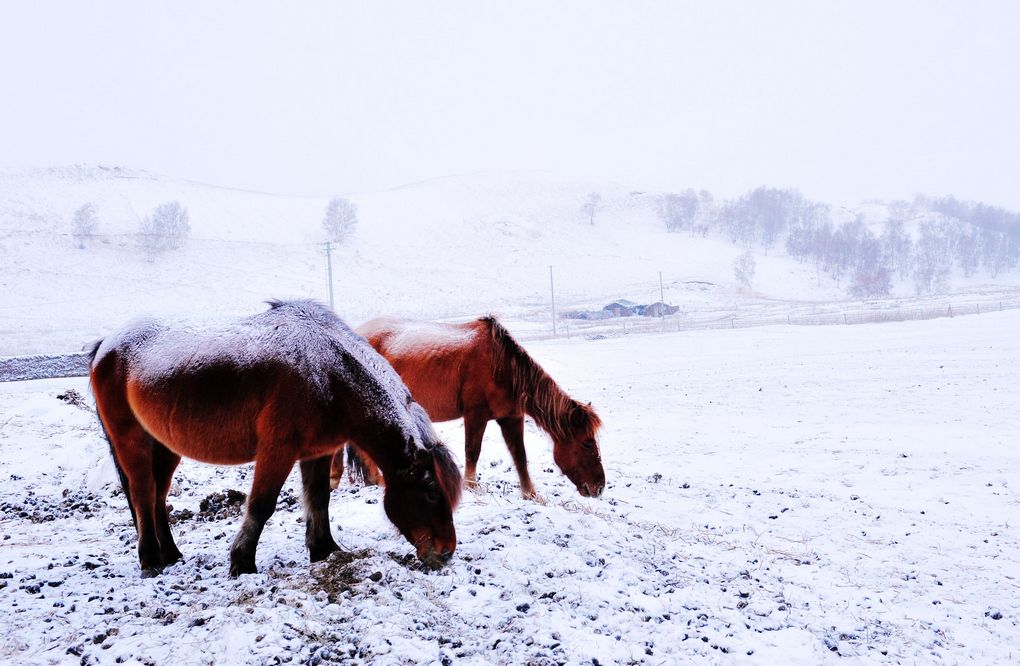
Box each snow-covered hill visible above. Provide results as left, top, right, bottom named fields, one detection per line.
left=0, top=166, right=810, bottom=354
left=2, top=165, right=1018, bottom=356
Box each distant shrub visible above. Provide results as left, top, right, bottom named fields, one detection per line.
left=71, top=202, right=98, bottom=249
left=322, top=197, right=358, bottom=244
left=139, top=201, right=190, bottom=260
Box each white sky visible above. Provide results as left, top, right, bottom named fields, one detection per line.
left=1, top=1, right=1018, bottom=207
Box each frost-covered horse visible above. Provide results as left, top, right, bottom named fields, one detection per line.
left=89, top=300, right=461, bottom=577
left=332, top=316, right=605, bottom=499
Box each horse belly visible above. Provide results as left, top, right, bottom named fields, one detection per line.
left=399, top=375, right=462, bottom=423
left=126, top=380, right=259, bottom=465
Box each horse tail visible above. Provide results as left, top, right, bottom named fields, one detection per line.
left=93, top=407, right=139, bottom=531
left=89, top=347, right=139, bottom=532
left=346, top=443, right=384, bottom=487
left=87, top=338, right=104, bottom=366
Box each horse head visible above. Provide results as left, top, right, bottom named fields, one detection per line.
left=383, top=407, right=462, bottom=568
left=552, top=400, right=605, bottom=497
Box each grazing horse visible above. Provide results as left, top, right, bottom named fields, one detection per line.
left=331, top=316, right=605, bottom=499
left=89, top=300, right=461, bottom=577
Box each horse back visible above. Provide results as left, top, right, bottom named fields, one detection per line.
left=92, top=323, right=352, bottom=466
left=357, top=317, right=502, bottom=422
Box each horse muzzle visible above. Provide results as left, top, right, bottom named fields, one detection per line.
left=412, top=529, right=456, bottom=569
left=577, top=479, right=605, bottom=498
left=419, top=548, right=454, bottom=570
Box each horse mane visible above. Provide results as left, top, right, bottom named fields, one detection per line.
left=430, top=438, right=462, bottom=510
left=481, top=316, right=602, bottom=441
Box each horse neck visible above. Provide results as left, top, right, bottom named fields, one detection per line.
left=346, top=422, right=412, bottom=479
left=492, top=327, right=572, bottom=440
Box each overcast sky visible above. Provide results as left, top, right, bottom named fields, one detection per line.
left=1, top=1, right=1018, bottom=207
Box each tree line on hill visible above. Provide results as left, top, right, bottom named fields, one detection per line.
left=652, top=188, right=1020, bottom=296
left=69, top=196, right=358, bottom=260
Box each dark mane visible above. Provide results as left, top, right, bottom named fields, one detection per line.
left=431, top=438, right=463, bottom=510
left=481, top=316, right=602, bottom=441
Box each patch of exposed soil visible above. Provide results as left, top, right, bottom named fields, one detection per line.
left=169, top=487, right=299, bottom=524
left=0, top=488, right=108, bottom=523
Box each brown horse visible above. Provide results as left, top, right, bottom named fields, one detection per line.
left=89, top=300, right=461, bottom=577
left=332, top=316, right=605, bottom=499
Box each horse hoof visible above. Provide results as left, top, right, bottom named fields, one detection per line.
left=309, top=544, right=341, bottom=563
left=229, top=561, right=258, bottom=577
left=140, top=567, right=162, bottom=579
left=161, top=552, right=183, bottom=567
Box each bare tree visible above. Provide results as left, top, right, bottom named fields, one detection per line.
left=138, top=201, right=190, bottom=260
left=733, top=251, right=756, bottom=290
left=849, top=268, right=892, bottom=298
left=657, top=190, right=699, bottom=233
left=322, top=197, right=358, bottom=243
left=71, top=202, right=98, bottom=249
left=580, top=192, right=602, bottom=226
left=138, top=215, right=163, bottom=262
left=154, top=201, right=191, bottom=250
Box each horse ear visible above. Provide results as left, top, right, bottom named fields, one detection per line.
left=413, top=442, right=431, bottom=467
left=569, top=402, right=586, bottom=428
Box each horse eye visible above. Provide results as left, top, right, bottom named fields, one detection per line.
left=425, top=484, right=440, bottom=503
left=581, top=439, right=596, bottom=450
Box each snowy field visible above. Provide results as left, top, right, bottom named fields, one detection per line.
left=1, top=311, right=1018, bottom=664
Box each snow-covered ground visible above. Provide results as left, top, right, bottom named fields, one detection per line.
left=2, top=311, right=1017, bottom=664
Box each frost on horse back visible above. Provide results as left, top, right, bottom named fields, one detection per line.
left=89, top=300, right=460, bottom=577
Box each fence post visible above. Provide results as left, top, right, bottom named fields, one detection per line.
left=977, top=303, right=980, bottom=315
left=947, top=304, right=953, bottom=318
left=843, top=313, right=847, bottom=325
left=549, top=266, right=557, bottom=337
left=324, top=242, right=335, bottom=310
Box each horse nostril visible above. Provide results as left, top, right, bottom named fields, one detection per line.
left=421, top=549, right=453, bottom=570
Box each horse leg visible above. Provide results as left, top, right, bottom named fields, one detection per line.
left=230, top=454, right=294, bottom=576
left=151, top=442, right=183, bottom=567
left=107, top=424, right=163, bottom=576
left=329, top=446, right=345, bottom=490
left=497, top=416, right=536, bottom=499
left=463, top=412, right=489, bottom=489
left=300, top=455, right=341, bottom=563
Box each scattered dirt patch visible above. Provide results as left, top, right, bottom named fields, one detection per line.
left=0, top=488, right=108, bottom=523
left=308, top=549, right=374, bottom=602
left=56, top=388, right=89, bottom=410
left=170, top=488, right=300, bottom=523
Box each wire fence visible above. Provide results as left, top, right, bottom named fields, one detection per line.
left=519, top=294, right=1020, bottom=341
left=3, top=295, right=1019, bottom=382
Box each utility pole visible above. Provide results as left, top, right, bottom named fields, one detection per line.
left=325, top=241, right=335, bottom=310
left=549, top=265, right=557, bottom=337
